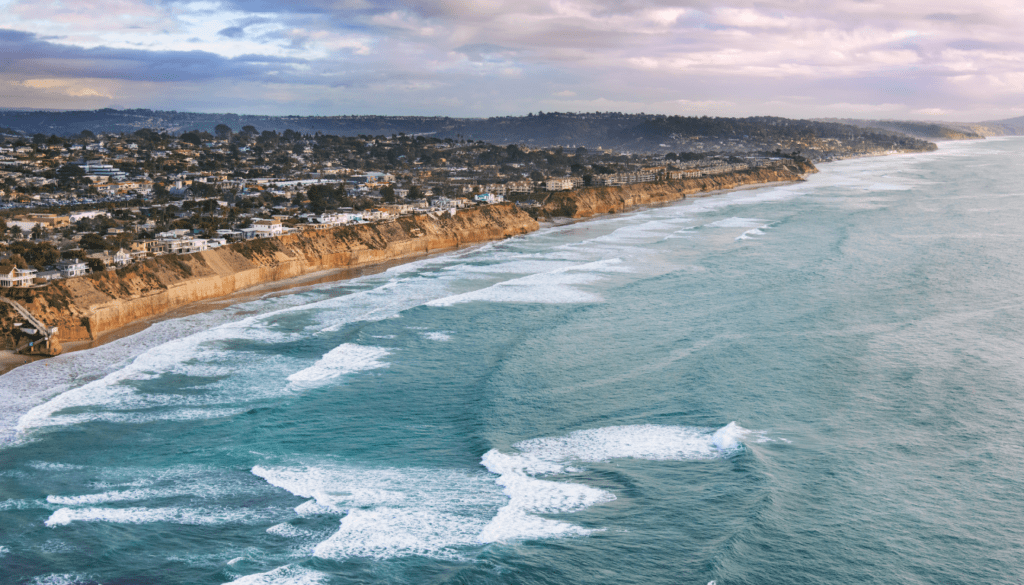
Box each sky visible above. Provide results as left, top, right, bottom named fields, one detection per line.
left=1, top=0, right=1023, bottom=121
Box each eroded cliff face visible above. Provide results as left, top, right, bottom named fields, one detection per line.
left=542, top=161, right=816, bottom=219
left=6, top=204, right=538, bottom=344
left=1, top=164, right=816, bottom=352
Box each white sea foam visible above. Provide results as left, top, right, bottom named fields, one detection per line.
left=0, top=545, right=9, bottom=557
left=294, top=499, right=336, bottom=517
left=735, top=228, right=766, bottom=241
left=313, top=507, right=488, bottom=560
left=707, top=217, right=767, bottom=228
left=26, top=574, right=94, bottom=585
left=46, top=471, right=250, bottom=505
left=253, top=464, right=503, bottom=559
left=38, top=407, right=248, bottom=429
left=47, top=488, right=174, bottom=506
left=711, top=422, right=750, bottom=450
left=452, top=259, right=579, bottom=274
left=478, top=449, right=611, bottom=543
left=253, top=465, right=498, bottom=513
left=266, top=522, right=312, bottom=538
left=28, top=462, right=85, bottom=471
left=421, top=331, right=452, bottom=341
left=0, top=499, right=52, bottom=511
left=865, top=182, right=912, bottom=191
left=478, top=423, right=756, bottom=542
left=286, top=344, right=390, bottom=387
left=250, top=423, right=758, bottom=561
left=427, top=259, right=625, bottom=307
left=227, top=565, right=331, bottom=585
left=44, top=506, right=275, bottom=527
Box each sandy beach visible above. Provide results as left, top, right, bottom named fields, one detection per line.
left=0, top=246, right=477, bottom=377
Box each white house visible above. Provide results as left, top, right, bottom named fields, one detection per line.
left=251, top=219, right=283, bottom=238
left=545, top=178, right=574, bottom=191
left=474, top=192, right=505, bottom=204
left=56, top=258, right=89, bottom=278
left=152, top=237, right=208, bottom=255
left=0, top=267, right=38, bottom=287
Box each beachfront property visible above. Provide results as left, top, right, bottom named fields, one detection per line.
left=151, top=236, right=209, bottom=255
left=545, top=178, right=575, bottom=191
left=474, top=192, right=505, bottom=204
left=251, top=219, right=284, bottom=238
left=0, top=267, right=38, bottom=287
left=86, top=248, right=133, bottom=268
left=55, top=258, right=89, bottom=278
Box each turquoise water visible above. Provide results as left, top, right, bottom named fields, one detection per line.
left=2, top=138, right=1024, bottom=584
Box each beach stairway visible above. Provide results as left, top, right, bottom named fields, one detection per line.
left=1, top=296, right=59, bottom=354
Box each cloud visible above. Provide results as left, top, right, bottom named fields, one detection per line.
left=217, top=26, right=246, bottom=38
left=19, top=78, right=114, bottom=99
left=0, top=1, right=1023, bottom=119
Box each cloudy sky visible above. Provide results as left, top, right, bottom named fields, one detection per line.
left=1, top=0, right=1022, bottom=121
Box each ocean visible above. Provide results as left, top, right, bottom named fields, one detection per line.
left=2, top=137, right=1023, bottom=584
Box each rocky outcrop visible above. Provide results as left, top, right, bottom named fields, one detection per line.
left=2, top=204, right=538, bottom=344
left=542, top=161, right=816, bottom=219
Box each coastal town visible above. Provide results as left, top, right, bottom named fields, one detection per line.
left=0, top=126, right=808, bottom=290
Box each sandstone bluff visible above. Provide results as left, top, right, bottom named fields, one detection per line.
left=0, top=160, right=814, bottom=354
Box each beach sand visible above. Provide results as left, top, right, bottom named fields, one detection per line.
left=0, top=248, right=466, bottom=377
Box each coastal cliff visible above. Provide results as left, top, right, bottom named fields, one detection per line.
left=0, top=162, right=815, bottom=354
left=0, top=203, right=537, bottom=345
left=542, top=160, right=816, bottom=219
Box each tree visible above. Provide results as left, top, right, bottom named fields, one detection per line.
left=9, top=225, right=22, bottom=238
left=380, top=185, right=396, bottom=203
left=85, top=258, right=106, bottom=273
left=79, top=233, right=109, bottom=251
left=7, top=254, right=28, bottom=268
left=241, top=125, right=258, bottom=137
left=180, top=131, right=211, bottom=146
left=214, top=124, right=233, bottom=140
left=30, top=223, right=45, bottom=240
left=10, top=242, right=59, bottom=267
left=153, top=183, right=170, bottom=202
left=407, top=185, right=423, bottom=199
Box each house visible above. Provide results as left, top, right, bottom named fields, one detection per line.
left=668, top=169, right=702, bottom=179
left=35, top=270, right=62, bottom=283
left=111, top=248, right=133, bottom=267
left=506, top=181, right=533, bottom=194
left=55, top=258, right=90, bottom=278
left=0, top=267, right=38, bottom=287
left=215, top=229, right=245, bottom=241
left=252, top=219, right=283, bottom=238
left=152, top=237, right=208, bottom=255
left=15, top=213, right=70, bottom=228
left=474, top=192, right=505, bottom=204
left=545, top=178, right=575, bottom=192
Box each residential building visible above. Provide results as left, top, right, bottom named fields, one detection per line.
left=252, top=219, right=283, bottom=238
left=55, top=258, right=89, bottom=278
left=545, top=178, right=574, bottom=191
left=0, top=267, right=38, bottom=287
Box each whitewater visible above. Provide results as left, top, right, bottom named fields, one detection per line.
left=2, top=138, right=1024, bottom=584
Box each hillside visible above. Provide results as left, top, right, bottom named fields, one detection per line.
left=0, top=109, right=936, bottom=155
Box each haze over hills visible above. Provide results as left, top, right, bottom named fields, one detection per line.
left=0, top=109, right=950, bottom=158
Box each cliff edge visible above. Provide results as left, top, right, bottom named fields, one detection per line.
left=1, top=203, right=538, bottom=344
left=0, top=161, right=815, bottom=354
left=542, top=160, right=816, bottom=219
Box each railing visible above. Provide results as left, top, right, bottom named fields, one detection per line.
left=0, top=295, right=55, bottom=340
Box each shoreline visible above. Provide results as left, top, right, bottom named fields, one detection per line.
left=0, top=244, right=485, bottom=377
left=0, top=172, right=814, bottom=378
